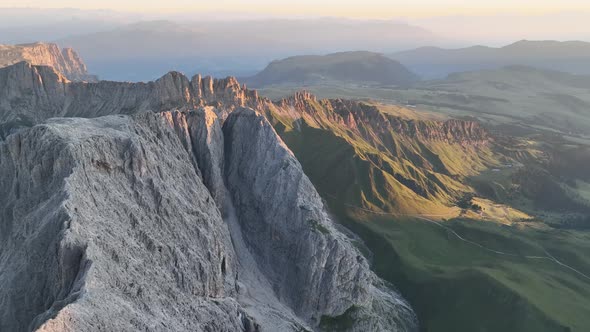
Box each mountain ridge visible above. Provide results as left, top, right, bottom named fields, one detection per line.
left=0, top=61, right=418, bottom=331
left=390, top=40, right=590, bottom=79
left=0, top=60, right=492, bottom=217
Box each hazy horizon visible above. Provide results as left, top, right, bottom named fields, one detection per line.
left=2, top=4, right=589, bottom=81
left=0, top=5, right=589, bottom=47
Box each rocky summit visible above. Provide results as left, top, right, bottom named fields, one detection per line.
left=0, top=42, right=97, bottom=82
left=0, top=61, right=418, bottom=331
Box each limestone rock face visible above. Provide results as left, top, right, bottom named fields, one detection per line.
left=0, top=61, right=69, bottom=132
left=185, top=108, right=227, bottom=205
left=0, top=43, right=97, bottom=82
left=0, top=109, right=418, bottom=331
left=223, top=108, right=417, bottom=331
left=0, top=113, right=254, bottom=332
left=224, top=108, right=371, bottom=319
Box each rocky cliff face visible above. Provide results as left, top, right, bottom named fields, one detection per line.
left=222, top=109, right=416, bottom=330
left=0, top=113, right=250, bottom=332
left=0, top=61, right=418, bottom=331
left=277, top=92, right=489, bottom=146
left=269, top=90, right=498, bottom=216
left=0, top=43, right=97, bottom=82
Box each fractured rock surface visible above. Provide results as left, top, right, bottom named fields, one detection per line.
left=0, top=114, right=252, bottom=331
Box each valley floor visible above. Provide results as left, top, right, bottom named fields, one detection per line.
left=323, top=199, right=590, bottom=332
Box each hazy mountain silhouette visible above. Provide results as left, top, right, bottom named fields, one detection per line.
left=244, top=51, right=419, bottom=87
left=57, top=20, right=438, bottom=81
left=391, top=40, right=590, bottom=78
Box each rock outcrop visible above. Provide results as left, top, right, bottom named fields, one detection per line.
left=0, top=43, right=97, bottom=82
left=0, top=83, right=418, bottom=332
left=0, top=113, right=252, bottom=331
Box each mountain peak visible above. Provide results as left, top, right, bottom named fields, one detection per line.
left=0, top=42, right=97, bottom=82
left=245, top=51, right=419, bottom=88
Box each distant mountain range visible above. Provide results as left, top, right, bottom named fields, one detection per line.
left=56, top=20, right=438, bottom=81
left=390, top=40, right=590, bottom=79
left=243, top=51, right=419, bottom=88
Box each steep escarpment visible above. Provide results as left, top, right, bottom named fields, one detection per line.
left=0, top=61, right=486, bottom=147
left=269, top=91, right=496, bottom=215
left=0, top=43, right=97, bottom=82
left=277, top=92, right=489, bottom=145
left=0, top=103, right=418, bottom=331
left=223, top=109, right=416, bottom=330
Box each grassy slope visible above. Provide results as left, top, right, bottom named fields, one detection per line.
left=261, top=69, right=590, bottom=218
left=296, top=164, right=590, bottom=332
left=270, top=101, right=500, bottom=217
left=266, top=102, right=590, bottom=331
left=330, top=206, right=590, bottom=332
left=277, top=118, right=456, bottom=215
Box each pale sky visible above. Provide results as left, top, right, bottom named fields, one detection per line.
left=4, top=0, right=590, bottom=18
